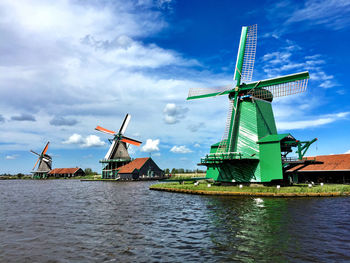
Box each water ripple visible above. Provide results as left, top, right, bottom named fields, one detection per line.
left=1, top=180, right=350, bottom=262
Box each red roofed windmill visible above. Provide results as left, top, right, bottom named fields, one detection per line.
left=30, top=141, right=52, bottom=179
left=95, top=114, right=142, bottom=179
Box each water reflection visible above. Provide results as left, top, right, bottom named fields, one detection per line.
left=205, top=196, right=350, bottom=262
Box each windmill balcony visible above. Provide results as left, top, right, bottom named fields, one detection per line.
left=200, top=152, right=257, bottom=164
left=99, top=158, right=131, bottom=163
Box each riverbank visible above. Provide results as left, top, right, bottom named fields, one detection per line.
left=150, top=182, right=350, bottom=197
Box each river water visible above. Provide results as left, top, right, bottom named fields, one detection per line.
left=1, top=180, right=350, bottom=262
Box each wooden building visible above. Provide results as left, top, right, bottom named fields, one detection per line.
left=48, top=168, right=85, bottom=178
left=117, top=157, right=164, bottom=180
left=287, top=154, right=350, bottom=183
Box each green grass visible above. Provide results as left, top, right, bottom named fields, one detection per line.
left=0, top=175, right=32, bottom=180
left=150, top=182, right=350, bottom=194
left=167, top=173, right=206, bottom=180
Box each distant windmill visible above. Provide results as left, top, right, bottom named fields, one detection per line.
left=30, top=141, right=52, bottom=179
left=187, top=24, right=318, bottom=183
left=95, top=114, right=142, bottom=179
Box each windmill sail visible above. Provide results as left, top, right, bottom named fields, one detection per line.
left=249, top=78, right=308, bottom=100
left=241, top=24, right=257, bottom=83
left=105, top=140, right=117, bottom=159
left=246, top=72, right=309, bottom=100
left=187, top=84, right=232, bottom=100
left=33, top=157, right=40, bottom=170
left=95, top=126, right=116, bottom=135
left=217, top=100, right=234, bottom=153
left=121, top=136, right=142, bottom=146
left=119, top=114, right=131, bottom=135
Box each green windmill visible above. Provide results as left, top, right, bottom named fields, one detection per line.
left=188, top=24, right=318, bottom=183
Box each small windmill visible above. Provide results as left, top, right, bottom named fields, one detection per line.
left=30, top=141, right=52, bottom=179
left=95, top=113, right=142, bottom=179
left=188, top=24, right=317, bottom=183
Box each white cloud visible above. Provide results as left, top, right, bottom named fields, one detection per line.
left=277, top=112, right=349, bottom=130
left=286, top=0, right=350, bottom=30
left=63, top=133, right=105, bottom=148
left=345, top=150, right=350, bottom=154
left=5, top=154, right=18, bottom=160
left=194, top=143, right=200, bottom=148
left=163, top=103, right=188, bottom=124
left=261, top=41, right=338, bottom=90
left=63, top=133, right=83, bottom=144
left=141, top=139, right=160, bottom=152
left=170, top=145, right=192, bottom=153
left=82, top=135, right=105, bottom=148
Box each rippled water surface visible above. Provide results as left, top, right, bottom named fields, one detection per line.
left=1, top=180, right=350, bottom=262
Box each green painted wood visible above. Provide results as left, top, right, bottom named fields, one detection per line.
left=255, top=99, right=278, bottom=138
left=240, top=71, right=309, bottom=90
left=257, top=134, right=291, bottom=143
left=259, top=142, right=283, bottom=182
left=234, top=26, right=248, bottom=85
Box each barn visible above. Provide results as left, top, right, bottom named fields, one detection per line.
left=286, top=154, right=350, bottom=183
left=117, top=157, right=164, bottom=180
left=48, top=168, right=85, bottom=178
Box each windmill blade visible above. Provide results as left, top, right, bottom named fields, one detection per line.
left=30, top=150, right=40, bottom=156
left=104, top=140, right=116, bottom=159
left=33, top=156, right=40, bottom=170
left=119, top=114, right=131, bottom=135
left=95, top=125, right=116, bottom=136
left=241, top=24, right=257, bottom=83
left=121, top=136, right=142, bottom=146
left=42, top=141, right=50, bottom=155
left=187, top=84, right=232, bottom=100
left=217, top=100, right=235, bottom=153
left=244, top=71, right=309, bottom=100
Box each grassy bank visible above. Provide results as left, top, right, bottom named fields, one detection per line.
left=150, top=182, right=350, bottom=197
left=167, top=173, right=206, bottom=180
left=0, top=175, right=32, bottom=180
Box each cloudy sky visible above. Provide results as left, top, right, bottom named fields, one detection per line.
left=1, top=0, right=350, bottom=173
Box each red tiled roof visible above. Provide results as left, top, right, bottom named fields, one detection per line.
left=288, top=154, right=350, bottom=172
left=118, top=158, right=149, bottom=174
left=48, top=168, right=80, bottom=174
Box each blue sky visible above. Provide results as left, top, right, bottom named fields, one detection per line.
left=1, top=0, right=350, bottom=174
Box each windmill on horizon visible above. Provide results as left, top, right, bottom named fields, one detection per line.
left=30, top=141, right=52, bottom=179
left=95, top=114, right=142, bottom=179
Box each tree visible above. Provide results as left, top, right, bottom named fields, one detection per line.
left=84, top=168, right=97, bottom=175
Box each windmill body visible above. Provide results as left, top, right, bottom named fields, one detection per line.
left=37, top=154, right=52, bottom=172
left=30, top=142, right=52, bottom=179
left=188, top=25, right=318, bottom=183
left=96, top=114, right=142, bottom=179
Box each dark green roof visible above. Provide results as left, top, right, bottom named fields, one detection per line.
left=257, top=133, right=293, bottom=144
